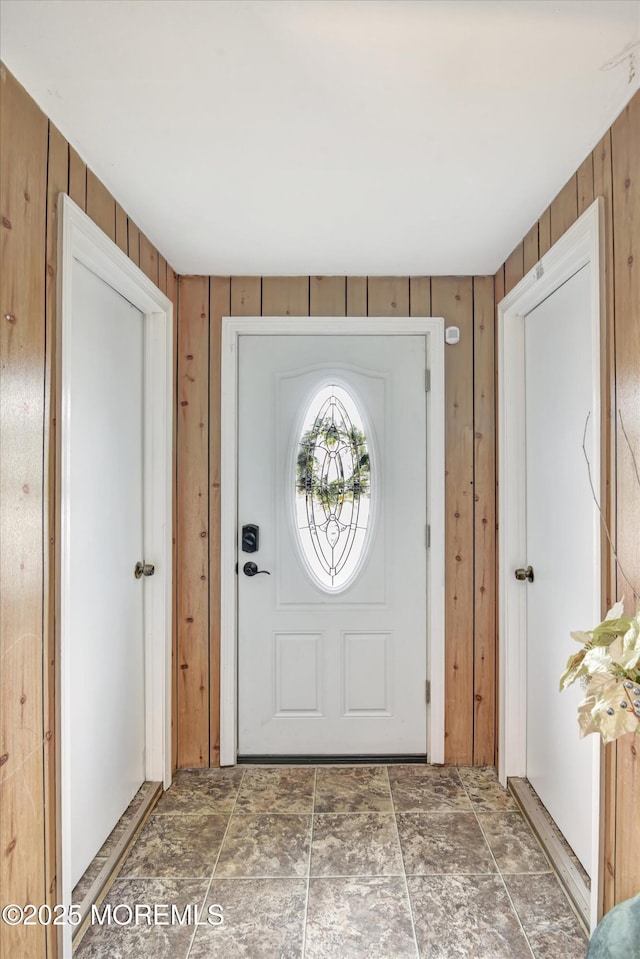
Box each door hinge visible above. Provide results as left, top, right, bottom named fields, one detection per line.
left=425, top=680, right=431, bottom=704
left=426, top=524, right=431, bottom=548
left=425, top=369, right=431, bottom=392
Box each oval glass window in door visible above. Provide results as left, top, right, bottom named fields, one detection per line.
left=294, top=384, right=372, bottom=591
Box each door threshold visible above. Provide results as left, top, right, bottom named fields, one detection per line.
left=509, top=777, right=590, bottom=933
left=237, top=754, right=429, bottom=765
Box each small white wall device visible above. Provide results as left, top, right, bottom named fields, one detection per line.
left=445, top=326, right=460, bottom=345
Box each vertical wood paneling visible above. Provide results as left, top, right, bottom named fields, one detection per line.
left=611, top=92, right=640, bottom=903
left=86, top=168, right=115, bottom=240
left=209, top=277, right=230, bottom=766
left=114, top=203, right=128, bottom=254
left=473, top=276, right=496, bottom=765
left=157, top=255, right=167, bottom=295
left=431, top=277, right=474, bottom=764
left=166, top=268, right=179, bottom=773
left=0, top=64, right=48, bottom=959
left=494, top=264, right=505, bottom=773
left=577, top=153, right=595, bottom=215
left=538, top=207, right=551, bottom=257
left=231, top=276, right=261, bottom=315
left=410, top=277, right=431, bottom=316
left=523, top=224, right=539, bottom=273
left=550, top=174, right=578, bottom=245
left=310, top=276, right=346, bottom=316
left=594, top=130, right=617, bottom=613
left=504, top=243, right=524, bottom=295
left=1, top=63, right=181, bottom=958
left=139, top=232, right=159, bottom=286
left=262, top=276, right=309, bottom=316
left=68, top=145, right=86, bottom=211
left=367, top=277, right=409, bottom=316
left=176, top=276, right=210, bottom=767
left=43, top=121, right=68, bottom=959
left=346, top=276, right=367, bottom=315
left=127, top=219, right=140, bottom=267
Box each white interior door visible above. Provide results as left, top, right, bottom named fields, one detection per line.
left=524, top=264, right=595, bottom=873
left=68, top=259, right=146, bottom=885
left=237, top=334, right=428, bottom=756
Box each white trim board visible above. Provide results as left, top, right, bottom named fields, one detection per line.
left=220, top=317, right=446, bottom=767
left=56, top=194, right=173, bottom=956
left=497, top=198, right=604, bottom=930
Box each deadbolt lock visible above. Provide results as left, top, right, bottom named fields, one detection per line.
left=134, top=561, right=155, bottom=579
left=515, top=566, right=534, bottom=583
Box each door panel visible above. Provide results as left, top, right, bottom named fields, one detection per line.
left=525, top=264, right=594, bottom=873
left=237, top=335, right=427, bottom=755
left=69, top=260, right=145, bottom=885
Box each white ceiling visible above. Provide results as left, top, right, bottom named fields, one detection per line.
left=1, top=0, right=638, bottom=276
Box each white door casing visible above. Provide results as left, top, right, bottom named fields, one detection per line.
left=498, top=198, right=604, bottom=928
left=221, top=318, right=446, bottom=765
left=57, top=195, right=173, bottom=953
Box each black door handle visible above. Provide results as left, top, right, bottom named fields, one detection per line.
left=243, top=561, right=271, bottom=577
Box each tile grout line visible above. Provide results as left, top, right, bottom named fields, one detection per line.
left=459, top=770, right=536, bottom=959
left=300, top=767, right=317, bottom=959
left=184, top=767, right=247, bottom=959
left=389, top=766, right=421, bottom=959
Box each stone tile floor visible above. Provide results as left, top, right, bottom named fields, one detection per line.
left=75, top=765, right=588, bottom=959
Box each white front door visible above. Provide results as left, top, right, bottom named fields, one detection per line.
left=524, top=263, right=595, bottom=873
left=68, top=259, right=146, bottom=885
left=237, top=334, right=428, bottom=756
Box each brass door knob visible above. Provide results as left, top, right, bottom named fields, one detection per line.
left=515, top=566, right=534, bottom=583
left=134, top=561, right=155, bottom=579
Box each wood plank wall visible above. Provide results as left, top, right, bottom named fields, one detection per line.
left=175, top=273, right=497, bottom=769
left=0, top=64, right=177, bottom=959
left=496, top=90, right=640, bottom=907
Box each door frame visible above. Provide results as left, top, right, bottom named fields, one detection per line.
left=57, top=195, right=173, bottom=949
left=497, top=198, right=604, bottom=926
left=220, top=317, right=446, bottom=766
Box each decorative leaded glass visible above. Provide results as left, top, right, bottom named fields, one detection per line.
left=295, top=384, right=372, bottom=590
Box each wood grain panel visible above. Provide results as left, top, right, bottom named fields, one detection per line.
left=523, top=224, right=539, bottom=273
left=367, top=277, right=409, bottom=316
left=504, top=243, right=524, bottom=295
left=538, top=207, right=551, bottom=257
left=262, top=276, right=309, bottom=316
left=209, top=277, right=230, bottom=767
left=86, top=168, right=115, bottom=240
left=550, top=174, right=578, bottom=244
left=347, top=276, right=367, bottom=316
left=115, top=203, right=128, bottom=254
left=157, top=255, right=167, bottom=295
left=231, top=276, right=261, bottom=315
left=139, top=232, right=159, bottom=286
left=611, top=90, right=640, bottom=902
left=68, top=145, right=86, bottom=211
left=594, top=130, right=617, bottom=614
left=167, top=268, right=179, bottom=773
left=577, top=153, right=595, bottom=215
left=127, top=219, right=140, bottom=267
left=43, top=121, right=68, bottom=957
left=473, top=276, right=496, bottom=765
left=494, top=264, right=505, bottom=773
left=0, top=63, right=48, bottom=959
left=410, top=277, right=431, bottom=316
left=176, top=276, right=210, bottom=767
left=431, top=277, right=474, bottom=764
left=310, top=276, right=346, bottom=316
